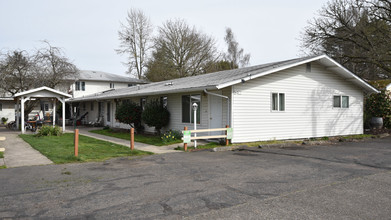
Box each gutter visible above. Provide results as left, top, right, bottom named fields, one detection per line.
left=203, top=89, right=230, bottom=126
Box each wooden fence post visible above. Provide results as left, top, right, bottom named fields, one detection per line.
left=184, top=126, right=188, bottom=152
left=130, top=128, right=134, bottom=150
left=74, top=129, right=79, bottom=157
left=225, top=125, right=229, bottom=146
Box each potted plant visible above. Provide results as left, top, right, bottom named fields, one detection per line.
left=365, top=89, right=391, bottom=129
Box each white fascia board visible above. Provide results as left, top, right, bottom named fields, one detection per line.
left=14, top=86, right=72, bottom=98
left=217, top=54, right=379, bottom=94
left=323, top=56, right=379, bottom=93
left=216, top=55, right=328, bottom=89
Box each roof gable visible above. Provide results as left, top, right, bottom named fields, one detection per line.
left=14, top=86, right=72, bottom=98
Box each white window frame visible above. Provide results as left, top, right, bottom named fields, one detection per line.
left=333, top=95, right=349, bottom=108
left=271, top=92, right=285, bottom=112
left=110, top=83, right=115, bottom=89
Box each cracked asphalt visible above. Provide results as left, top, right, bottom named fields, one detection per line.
left=0, top=136, right=391, bottom=219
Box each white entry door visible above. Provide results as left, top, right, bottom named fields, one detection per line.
left=209, top=92, right=223, bottom=136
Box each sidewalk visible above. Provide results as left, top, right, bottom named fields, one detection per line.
left=0, top=129, right=53, bottom=168
left=72, top=127, right=185, bottom=154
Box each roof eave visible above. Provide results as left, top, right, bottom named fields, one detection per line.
left=66, top=85, right=217, bottom=102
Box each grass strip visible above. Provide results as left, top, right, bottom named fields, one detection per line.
left=20, top=133, right=153, bottom=164
left=90, top=129, right=182, bottom=146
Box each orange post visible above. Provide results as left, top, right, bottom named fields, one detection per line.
left=74, top=129, right=79, bottom=157
left=184, top=126, right=188, bottom=152
left=130, top=128, right=135, bottom=150
left=225, top=125, right=229, bottom=146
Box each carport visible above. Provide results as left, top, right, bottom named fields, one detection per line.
left=13, top=86, right=72, bottom=134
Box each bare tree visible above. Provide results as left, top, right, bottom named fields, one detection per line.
left=35, top=41, right=79, bottom=88
left=0, top=50, right=36, bottom=96
left=145, top=19, right=218, bottom=81
left=301, top=0, right=391, bottom=79
left=0, top=42, right=79, bottom=119
left=117, top=9, right=153, bottom=79
left=224, top=27, right=250, bottom=69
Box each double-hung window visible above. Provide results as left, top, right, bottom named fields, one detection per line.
left=333, top=95, right=349, bottom=108
left=75, top=81, right=85, bottom=91
left=182, top=94, right=201, bottom=123
left=271, top=93, right=285, bottom=111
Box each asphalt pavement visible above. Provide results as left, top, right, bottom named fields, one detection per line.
left=0, top=136, right=390, bottom=219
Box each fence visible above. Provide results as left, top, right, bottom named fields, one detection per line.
left=182, top=125, right=233, bottom=151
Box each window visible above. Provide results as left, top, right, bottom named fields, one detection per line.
left=0, top=103, right=2, bottom=111
left=128, top=84, right=135, bottom=87
left=140, top=98, right=146, bottom=110
left=182, top=94, right=201, bottom=123
left=44, top=103, right=49, bottom=111
left=161, top=96, right=168, bottom=108
left=91, top=102, right=94, bottom=111
left=107, top=102, right=111, bottom=122
left=82, top=103, right=86, bottom=111
left=333, top=95, right=349, bottom=108
left=110, top=83, right=115, bottom=89
left=271, top=93, right=285, bottom=111
left=75, top=81, right=85, bottom=91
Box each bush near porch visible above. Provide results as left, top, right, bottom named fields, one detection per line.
left=19, top=133, right=153, bottom=164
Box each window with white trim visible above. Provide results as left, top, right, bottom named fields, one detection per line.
left=271, top=93, right=285, bottom=111
left=110, top=83, right=115, bottom=89
left=333, top=95, right=349, bottom=108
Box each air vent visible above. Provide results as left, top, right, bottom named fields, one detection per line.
left=306, top=63, right=312, bottom=72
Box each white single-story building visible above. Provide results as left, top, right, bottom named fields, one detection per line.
left=68, top=55, right=378, bottom=143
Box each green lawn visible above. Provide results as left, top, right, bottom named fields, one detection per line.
left=90, top=129, right=182, bottom=146
left=19, top=133, right=153, bottom=164
left=0, top=151, right=3, bottom=158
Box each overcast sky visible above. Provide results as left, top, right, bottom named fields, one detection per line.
left=0, top=0, right=328, bottom=77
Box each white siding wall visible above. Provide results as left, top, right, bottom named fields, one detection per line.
left=0, top=101, right=15, bottom=122
left=231, top=63, right=364, bottom=143
left=72, top=81, right=130, bottom=98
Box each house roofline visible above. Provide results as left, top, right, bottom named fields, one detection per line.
left=14, top=86, right=72, bottom=98
left=216, top=55, right=379, bottom=94
left=66, top=85, right=217, bottom=102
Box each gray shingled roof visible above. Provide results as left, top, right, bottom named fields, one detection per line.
left=68, top=55, right=377, bottom=102
left=78, top=70, right=147, bottom=84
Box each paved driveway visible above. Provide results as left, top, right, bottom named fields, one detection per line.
left=0, top=136, right=390, bottom=219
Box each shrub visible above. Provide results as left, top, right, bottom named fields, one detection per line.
left=142, top=99, right=170, bottom=135
left=364, top=89, right=391, bottom=128
left=115, top=101, right=143, bottom=132
left=1, top=117, right=8, bottom=124
left=161, top=130, right=182, bottom=144
left=36, top=125, right=63, bottom=137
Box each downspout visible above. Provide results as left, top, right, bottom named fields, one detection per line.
left=203, top=89, right=230, bottom=126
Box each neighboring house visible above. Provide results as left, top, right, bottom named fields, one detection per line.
left=68, top=55, right=378, bottom=143
left=70, top=70, right=147, bottom=98
left=0, top=70, right=145, bottom=123
left=0, top=97, right=15, bottom=124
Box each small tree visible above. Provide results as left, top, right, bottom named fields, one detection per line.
left=141, top=99, right=170, bottom=135
left=115, top=101, right=142, bottom=132
left=365, top=89, right=391, bottom=128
